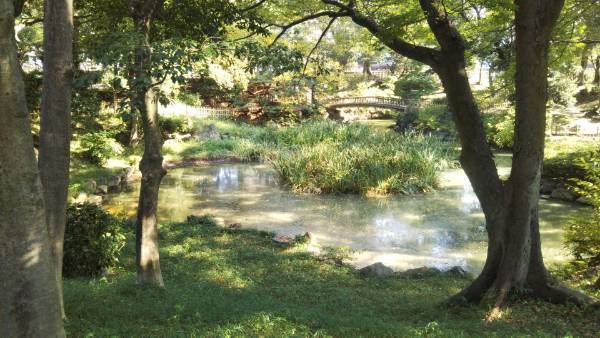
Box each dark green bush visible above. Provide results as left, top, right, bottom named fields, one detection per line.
left=394, top=72, right=437, bottom=100
left=565, top=157, right=600, bottom=269
left=160, top=116, right=192, bottom=137
left=547, top=71, right=578, bottom=107
left=414, top=104, right=454, bottom=132
left=482, top=110, right=515, bottom=149
left=64, top=203, right=126, bottom=277
left=79, top=131, right=124, bottom=165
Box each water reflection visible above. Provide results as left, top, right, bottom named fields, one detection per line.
left=104, top=163, right=589, bottom=272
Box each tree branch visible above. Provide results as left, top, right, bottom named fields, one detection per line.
left=303, top=16, right=337, bottom=74
left=240, top=0, right=268, bottom=12
left=321, top=0, right=440, bottom=67
left=269, top=10, right=348, bottom=46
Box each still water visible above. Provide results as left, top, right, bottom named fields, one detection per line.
left=104, top=159, right=587, bottom=272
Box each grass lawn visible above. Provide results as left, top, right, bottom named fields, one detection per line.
left=64, top=217, right=600, bottom=337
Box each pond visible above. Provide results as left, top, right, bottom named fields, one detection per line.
left=104, top=158, right=588, bottom=273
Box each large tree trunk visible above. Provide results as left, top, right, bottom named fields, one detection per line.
left=593, top=55, right=600, bottom=85
left=130, top=2, right=166, bottom=286
left=0, top=0, right=65, bottom=336
left=38, top=0, right=74, bottom=320
left=444, top=0, right=594, bottom=307
left=323, top=0, right=596, bottom=306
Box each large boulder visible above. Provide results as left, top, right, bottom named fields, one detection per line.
left=540, top=179, right=557, bottom=195
left=395, top=266, right=441, bottom=278
left=550, top=187, right=576, bottom=201
left=359, top=262, right=394, bottom=277
left=96, top=185, right=109, bottom=195
left=120, top=166, right=142, bottom=183
left=107, top=175, right=121, bottom=193
left=195, top=124, right=221, bottom=140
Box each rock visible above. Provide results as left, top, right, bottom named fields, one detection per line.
left=87, top=195, right=103, bottom=205
left=196, top=124, right=220, bottom=140
left=446, top=266, right=468, bottom=278
left=176, top=133, right=193, bottom=141
left=550, top=187, right=576, bottom=201
left=395, top=266, right=441, bottom=278
left=359, top=262, right=394, bottom=277
left=107, top=175, right=121, bottom=193
left=272, top=234, right=294, bottom=245
left=84, top=180, right=97, bottom=192
left=576, top=196, right=593, bottom=205
left=540, top=180, right=557, bottom=194
left=97, top=185, right=109, bottom=195
left=121, top=166, right=141, bottom=183
left=228, top=223, right=242, bottom=230
left=73, top=192, right=88, bottom=204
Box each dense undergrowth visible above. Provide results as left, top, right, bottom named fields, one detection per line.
left=63, top=216, right=600, bottom=337
left=163, top=119, right=458, bottom=195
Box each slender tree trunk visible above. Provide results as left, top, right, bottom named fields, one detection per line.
left=595, top=56, right=600, bottom=85
left=130, top=4, right=166, bottom=286
left=363, top=59, right=373, bottom=78
left=0, top=0, right=65, bottom=335
left=578, top=44, right=590, bottom=85
left=38, top=0, right=74, bottom=320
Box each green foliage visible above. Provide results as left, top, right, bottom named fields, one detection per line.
left=482, top=110, right=515, bottom=149
left=547, top=71, right=578, bottom=107
left=64, top=203, right=126, bottom=277
left=79, top=131, right=124, bottom=165
left=414, top=104, right=455, bottom=132
left=160, top=116, right=192, bottom=136
left=394, top=72, right=437, bottom=100
left=565, top=156, right=600, bottom=269
left=63, top=216, right=600, bottom=336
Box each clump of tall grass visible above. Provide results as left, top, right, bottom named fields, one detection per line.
left=170, top=119, right=457, bottom=195
left=270, top=122, right=456, bottom=195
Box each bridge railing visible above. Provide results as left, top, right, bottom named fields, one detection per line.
left=326, top=96, right=410, bottom=108
left=160, top=103, right=262, bottom=119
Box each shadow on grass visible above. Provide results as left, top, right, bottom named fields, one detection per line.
left=64, top=221, right=600, bottom=337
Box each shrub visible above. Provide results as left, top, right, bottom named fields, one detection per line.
left=414, top=104, right=454, bottom=132
left=79, top=131, right=124, bottom=165
left=64, top=203, right=126, bottom=277
left=565, top=156, right=600, bottom=270
left=394, top=72, right=437, bottom=100
left=547, top=71, right=578, bottom=107
left=160, top=116, right=191, bottom=137
left=482, top=110, right=515, bottom=149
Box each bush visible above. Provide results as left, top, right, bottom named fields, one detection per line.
left=160, top=116, right=192, bottom=137
left=64, top=203, right=126, bottom=277
left=394, top=72, right=437, bottom=100
left=547, top=71, right=578, bottom=107
left=482, top=110, right=515, bottom=149
left=565, top=156, right=600, bottom=270
left=79, top=131, right=124, bottom=165
left=414, top=104, right=454, bottom=132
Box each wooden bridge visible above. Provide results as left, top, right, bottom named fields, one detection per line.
left=325, top=96, right=411, bottom=111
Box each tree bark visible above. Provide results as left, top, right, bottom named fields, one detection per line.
left=38, top=0, right=74, bottom=320
left=129, top=0, right=166, bottom=287
left=0, top=0, right=65, bottom=336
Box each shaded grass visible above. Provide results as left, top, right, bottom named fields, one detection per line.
left=64, top=217, right=600, bottom=337
left=163, top=119, right=457, bottom=195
